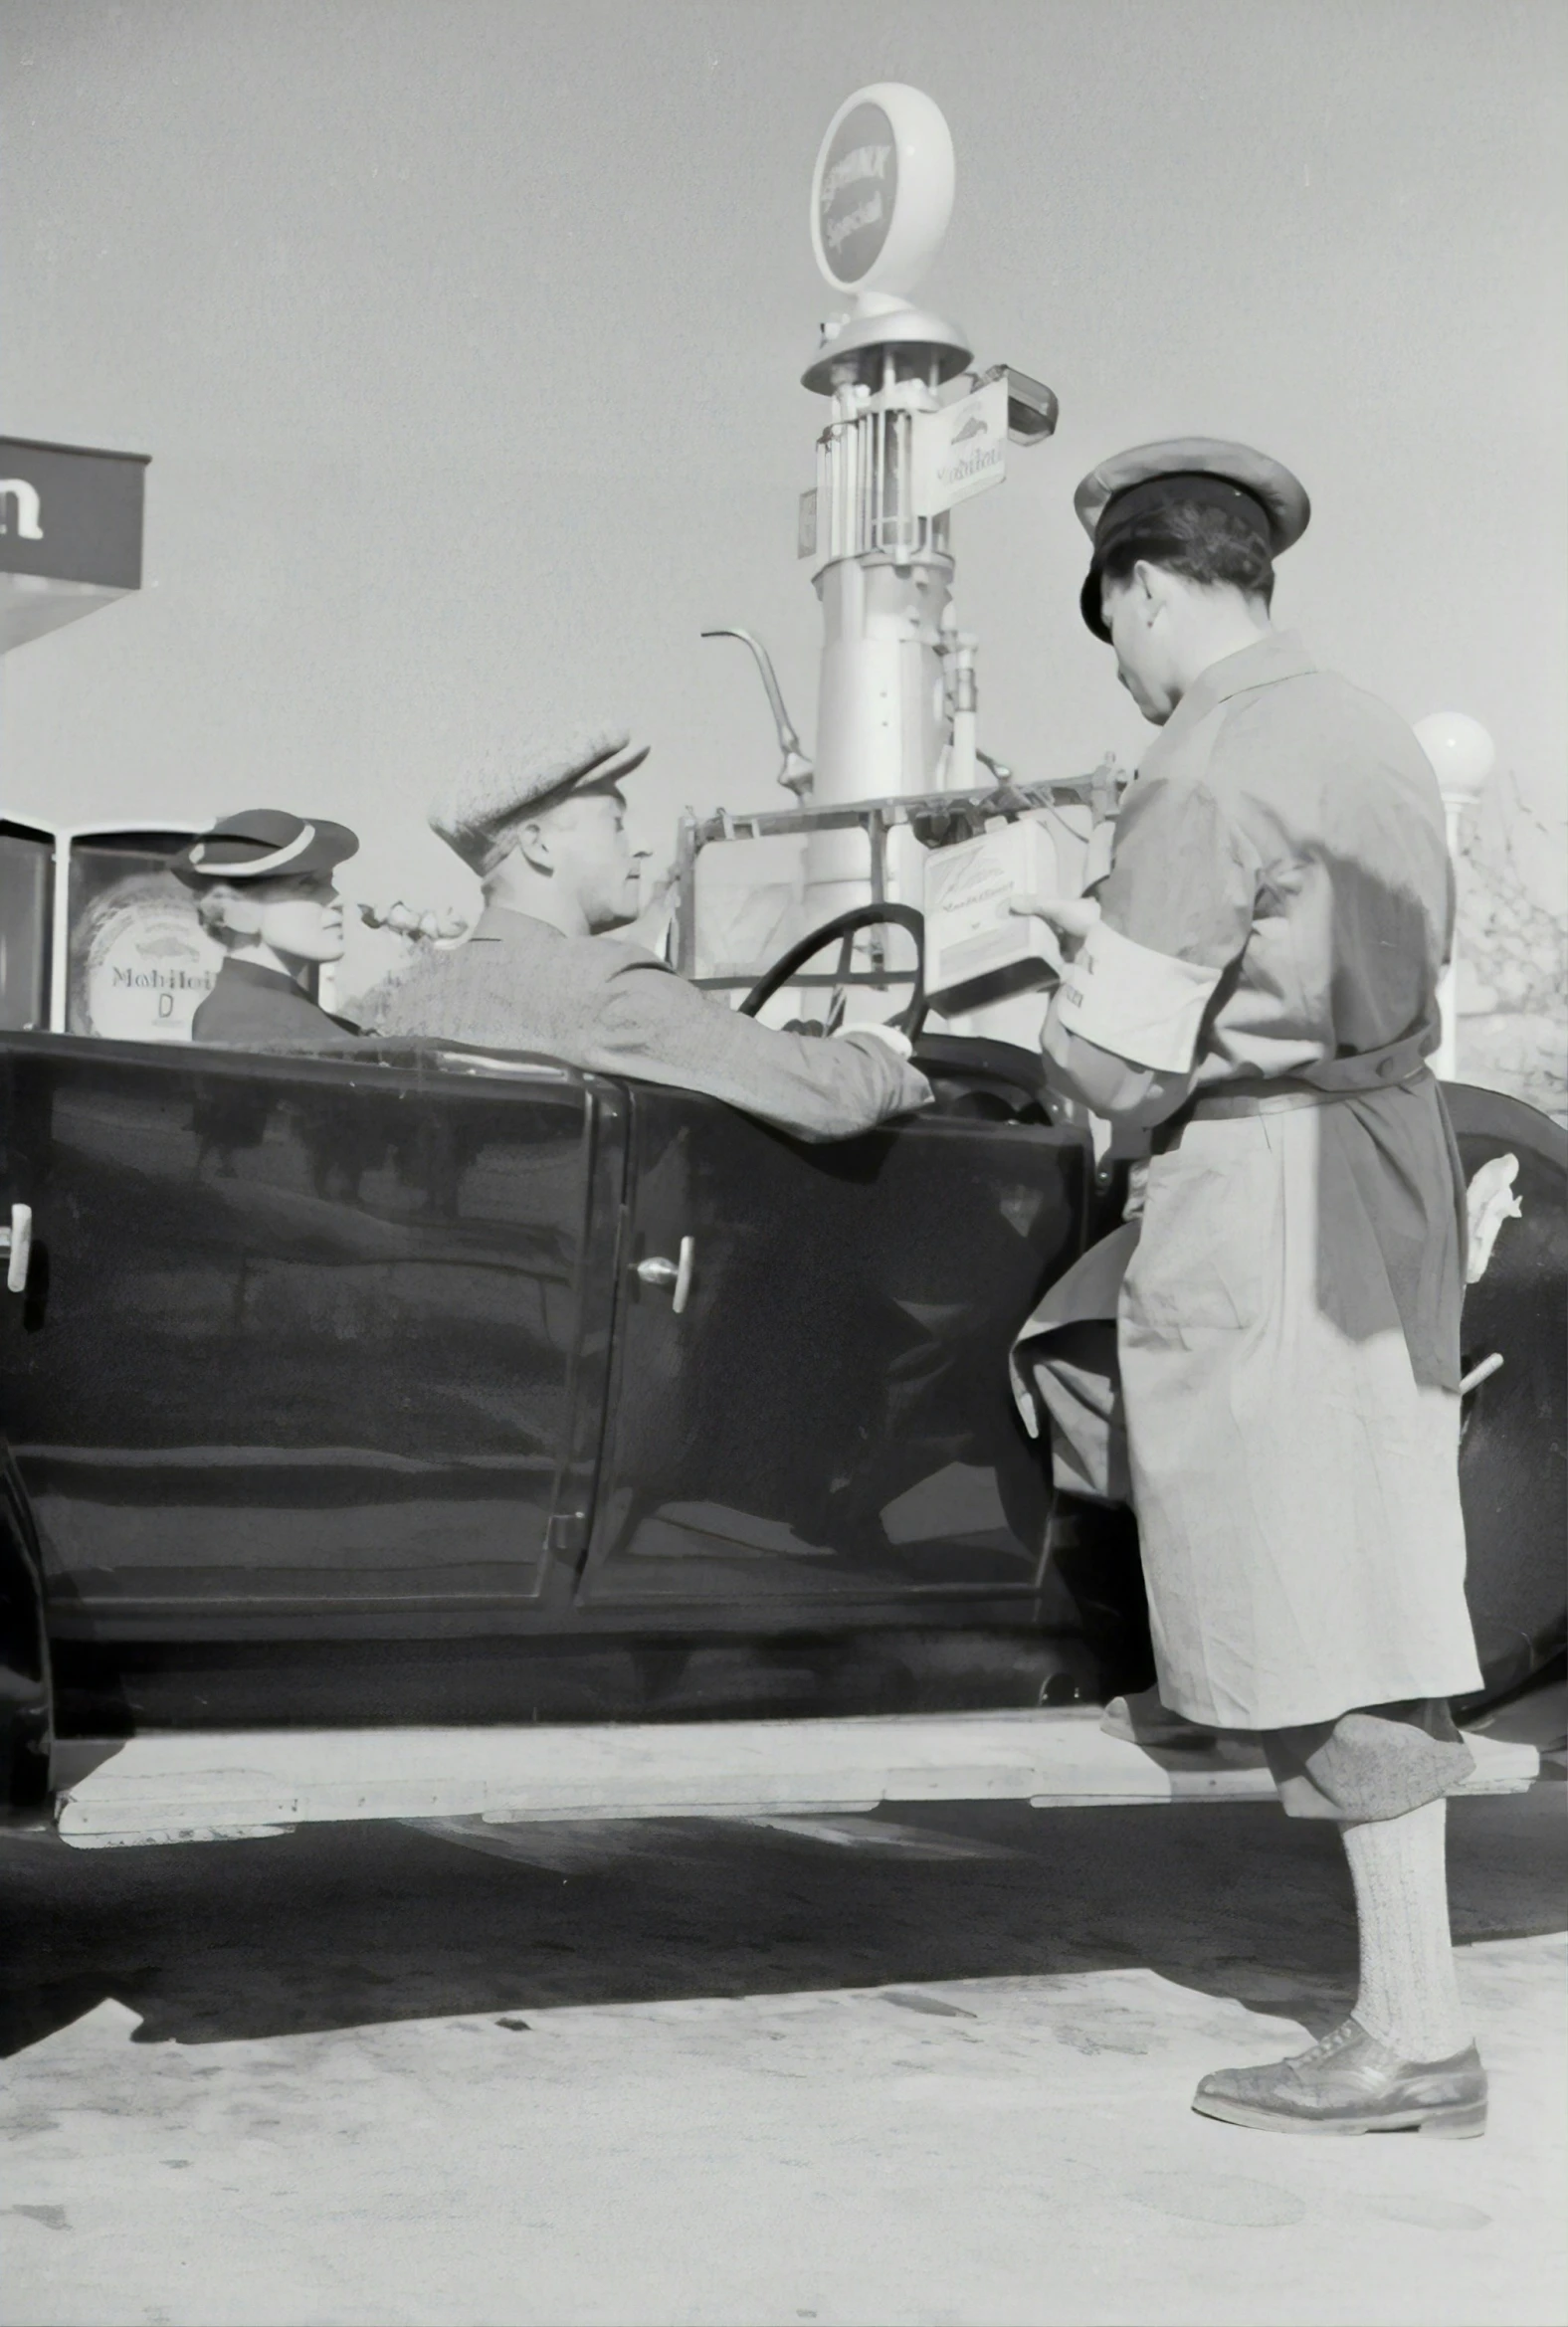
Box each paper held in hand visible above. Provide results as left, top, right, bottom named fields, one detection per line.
left=922, top=821, right=1068, bottom=1016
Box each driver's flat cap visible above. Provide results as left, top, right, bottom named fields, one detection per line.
left=431, top=727, right=651, bottom=877
left=1076, top=438, right=1310, bottom=639
left=173, top=809, right=359, bottom=885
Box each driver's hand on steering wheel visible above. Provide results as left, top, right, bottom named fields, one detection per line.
left=833, top=1022, right=915, bottom=1062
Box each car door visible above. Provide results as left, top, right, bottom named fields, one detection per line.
left=577, top=1082, right=1089, bottom=1613
left=0, top=1034, right=623, bottom=1636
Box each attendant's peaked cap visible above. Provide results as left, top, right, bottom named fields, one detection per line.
left=1075, top=438, right=1310, bottom=640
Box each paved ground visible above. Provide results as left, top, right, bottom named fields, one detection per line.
left=2, top=1777, right=1563, bottom=2327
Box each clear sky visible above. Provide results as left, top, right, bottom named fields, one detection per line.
left=2, top=0, right=1563, bottom=975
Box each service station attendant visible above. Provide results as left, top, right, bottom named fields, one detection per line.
left=1018, top=439, right=1487, bottom=2139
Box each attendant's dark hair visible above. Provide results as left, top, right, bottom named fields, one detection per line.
left=1099, top=500, right=1275, bottom=607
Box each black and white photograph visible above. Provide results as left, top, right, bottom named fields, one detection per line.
left=0, top=5, right=1563, bottom=2323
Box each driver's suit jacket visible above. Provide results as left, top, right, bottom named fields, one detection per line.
left=373, top=904, right=931, bottom=1143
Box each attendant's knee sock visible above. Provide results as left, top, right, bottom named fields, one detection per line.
left=1339, top=1798, right=1472, bottom=2059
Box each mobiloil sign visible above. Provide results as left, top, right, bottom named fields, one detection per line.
left=61, top=830, right=218, bottom=1040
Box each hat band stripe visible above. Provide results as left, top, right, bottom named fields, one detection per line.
left=1096, top=473, right=1274, bottom=553
left=187, top=823, right=318, bottom=877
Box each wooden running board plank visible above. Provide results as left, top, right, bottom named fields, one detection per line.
left=50, top=1713, right=1539, bottom=1844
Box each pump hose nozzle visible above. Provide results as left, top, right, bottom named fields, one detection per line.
left=701, top=628, right=815, bottom=797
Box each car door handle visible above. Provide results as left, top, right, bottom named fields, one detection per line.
left=0, top=1203, right=32, bottom=1295
left=636, top=1235, right=694, bottom=1315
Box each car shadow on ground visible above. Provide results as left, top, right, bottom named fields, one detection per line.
left=2, top=1787, right=1563, bottom=2056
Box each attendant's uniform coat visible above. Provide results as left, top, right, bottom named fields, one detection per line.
left=374, top=904, right=931, bottom=1143
left=1015, top=632, right=1483, bottom=1732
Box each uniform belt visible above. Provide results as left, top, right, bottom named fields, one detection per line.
left=1188, top=1084, right=1348, bottom=1120
left=1153, top=1068, right=1429, bottom=1151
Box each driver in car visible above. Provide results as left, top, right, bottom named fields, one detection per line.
left=374, top=729, right=931, bottom=1141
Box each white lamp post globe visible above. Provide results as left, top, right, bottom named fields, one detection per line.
left=1414, top=713, right=1495, bottom=1082
left=1414, top=711, right=1496, bottom=811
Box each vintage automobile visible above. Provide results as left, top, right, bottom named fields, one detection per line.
left=0, top=905, right=1563, bottom=1844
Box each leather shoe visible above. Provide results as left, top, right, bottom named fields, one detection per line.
left=1100, top=1685, right=1217, bottom=1748
left=1193, top=2018, right=1486, bottom=2137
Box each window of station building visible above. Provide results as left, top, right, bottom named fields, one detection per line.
left=0, top=822, right=53, bottom=1031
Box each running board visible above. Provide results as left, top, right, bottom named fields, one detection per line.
left=48, top=1710, right=1541, bottom=1848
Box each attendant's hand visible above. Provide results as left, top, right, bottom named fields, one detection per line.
left=1008, top=893, right=1101, bottom=958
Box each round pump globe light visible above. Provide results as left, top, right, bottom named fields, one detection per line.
left=811, top=83, right=955, bottom=299
left=1414, top=711, right=1496, bottom=806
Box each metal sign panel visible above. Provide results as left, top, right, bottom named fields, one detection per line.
left=0, top=437, right=148, bottom=589
left=909, top=375, right=1008, bottom=518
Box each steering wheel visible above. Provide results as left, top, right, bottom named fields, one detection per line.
left=737, top=903, right=926, bottom=1039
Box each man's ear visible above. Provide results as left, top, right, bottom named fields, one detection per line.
left=1130, top=559, right=1169, bottom=624
left=512, top=818, right=556, bottom=875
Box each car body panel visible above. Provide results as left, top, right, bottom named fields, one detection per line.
left=0, top=1037, right=623, bottom=1637
left=580, top=1083, right=1086, bottom=1609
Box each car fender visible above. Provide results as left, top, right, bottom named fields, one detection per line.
left=0, top=1441, right=51, bottom=1819
left=1445, top=1083, right=1568, bottom=1705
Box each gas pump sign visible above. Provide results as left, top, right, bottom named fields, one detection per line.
left=816, top=101, right=898, bottom=285
left=811, top=84, right=955, bottom=300
left=910, top=373, right=1009, bottom=517
left=65, top=837, right=220, bottom=1041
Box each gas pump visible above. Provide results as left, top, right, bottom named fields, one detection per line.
left=682, top=87, right=1109, bottom=1034
left=800, top=84, right=1055, bottom=925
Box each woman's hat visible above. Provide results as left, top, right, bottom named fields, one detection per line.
left=173, top=809, right=359, bottom=885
